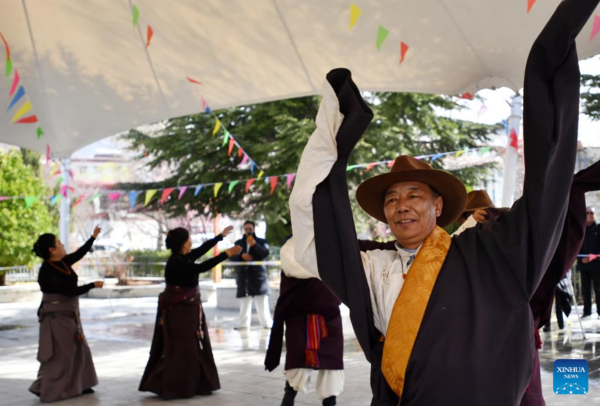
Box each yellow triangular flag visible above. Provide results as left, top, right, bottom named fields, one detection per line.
left=257, top=170, right=265, bottom=180
left=212, top=119, right=221, bottom=137
left=144, top=189, right=157, bottom=206
left=214, top=182, right=223, bottom=197
left=349, top=4, right=362, bottom=30
left=455, top=150, right=465, bottom=158
left=12, top=100, right=32, bottom=123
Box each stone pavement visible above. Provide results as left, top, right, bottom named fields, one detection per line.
left=0, top=297, right=598, bottom=405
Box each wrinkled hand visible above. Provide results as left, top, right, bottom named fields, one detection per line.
left=246, top=235, right=256, bottom=247
left=94, top=281, right=104, bottom=288
left=92, top=226, right=102, bottom=239
left=241, top=253, right=253, bottom=261
left=227, top=245, right=242, bottom=257
left=222, top=226, right=234, bottom=237
left=473, top=209, right=489, bottom=223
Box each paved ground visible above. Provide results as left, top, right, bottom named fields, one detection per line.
left=0, top=297, right=598, bottom=405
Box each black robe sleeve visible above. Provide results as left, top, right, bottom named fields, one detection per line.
left=38, top=263, right=95, bottom=297
left=62, top=237, right=95, bottom=266
left=188, top=252, right=229, bottom=274
left=249, top=239, right=269, bottom=260
left=187, top=234, right=224, bottom=262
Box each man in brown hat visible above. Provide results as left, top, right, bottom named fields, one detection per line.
left=282, top=1, right=597, bottom=404
left=453, top=189, right=495, bottom=234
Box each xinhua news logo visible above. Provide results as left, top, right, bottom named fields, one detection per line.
left=553, top=359, right=588, bottom=395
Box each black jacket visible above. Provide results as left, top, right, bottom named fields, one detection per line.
left=577, top=221, right=600, bottom=271
left=229, top=234, right=270, bottom=297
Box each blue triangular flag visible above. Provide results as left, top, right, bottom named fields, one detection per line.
left=128, top=191, right=139, bottom=210
left=502, top=119, right=509, bottom=135
left=7, top=86, right=25, bottom=111
left=430, top=153, right=444, bottom=162
left=250, top=162, right=255, bottom=175
left=50, top=195, right=58, bottom=207
left=194, top=185, right=204, bottom=196
left=205, top=106, right=212, bottom=114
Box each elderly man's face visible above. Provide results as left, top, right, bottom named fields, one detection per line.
left=383, top=181, right=443, bottom=249
left=587, top=207, right=596, bottom=225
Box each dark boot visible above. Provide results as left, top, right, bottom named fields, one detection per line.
left=281, top=381, right=297, bottom=406
left=322, top=395, right=337, bottom=405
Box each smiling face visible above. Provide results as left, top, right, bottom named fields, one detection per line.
left=383, top=181, right=443, bottom=249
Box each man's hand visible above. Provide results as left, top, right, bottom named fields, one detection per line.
left=92, top=226, right=102, bottom=239
left=227, top=245, right=242, bottom=257
left=241, top=253, right=253, bottom=261
left=246, top=235, right=256, bottom=247
left=222, top=226, right=234, bottom=237
left=472, top=209, right=489, bottom=224
left=582, top=256, right=591, bottom=264
left=94, top=281, right=104, bottom=288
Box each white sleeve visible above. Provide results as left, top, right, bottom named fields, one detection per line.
left=452, top=215, right=478, bottom=236
left=280, top=237, right=317, bottom=280
left=289, top=80, right=345, bottom=278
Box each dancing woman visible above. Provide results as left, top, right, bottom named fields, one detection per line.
left=29, top=226, right=104, bottom=402
left=139, top=226, right=242, bottom=400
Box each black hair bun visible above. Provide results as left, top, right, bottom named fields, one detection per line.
left=32, top=234, right=56, bottom=260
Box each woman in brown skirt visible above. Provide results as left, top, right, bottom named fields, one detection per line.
left=29, top=226, right=104, bottom=402
left=139, top=226, right=241, bottom=400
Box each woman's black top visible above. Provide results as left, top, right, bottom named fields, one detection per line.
left=37, top=237, right=96, bottom=297
left=165, top=234, right=229, bottom=287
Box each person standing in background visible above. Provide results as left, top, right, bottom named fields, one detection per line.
left=577, top=206, right=600, bottom=317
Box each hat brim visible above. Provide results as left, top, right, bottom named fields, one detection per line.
left=464, top=205, right=492, bottom=214
left=356, top=169, right=467, bottom=227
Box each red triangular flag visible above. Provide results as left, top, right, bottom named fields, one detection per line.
left=270, top=177, right=278, bottom=195
left=365, top=163, right=376, bottom=172
left=146, top=25, right=154, bottom=48
left=15, top=115, right=38, bottom=124
left=387, top=161, right=394, bottom=167
left=527, top=0, right=536, bottom=14
left=238, top=147, right=243, bottom=158
left=459, top=93, right=474, bottom=100
left=228, top=139, right=235, bottom=156
left=46, top=144, right=50, bottom=163
left=187, top=77, right=202, bottom=85
left=245, top=178, right=256, bottom=193
left=72, top=195, right=84, bottom=207
left=161, top=187, right=175, bottom=204
left=509, top=129, right=519, bottom=150
left=399, top=42, right=409, bottom=64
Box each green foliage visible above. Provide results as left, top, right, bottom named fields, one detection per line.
left=0, top=150, right=54, bottom=268
left=581, top=74, right=600, bottom=120
left=121, top=92, right=501, bottom=245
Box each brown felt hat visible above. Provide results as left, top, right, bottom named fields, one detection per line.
left=356, top=155, right=467, bottom=227
left=464, top=190, right=494, bottom=213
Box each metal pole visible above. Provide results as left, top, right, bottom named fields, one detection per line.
left=58, top=158, right=71, bottom=252
left=566, top=275, right=586, bottom=340
left=501, top=94, right=523, bottom=207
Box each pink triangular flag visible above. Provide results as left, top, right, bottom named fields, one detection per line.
left=270, top=177, right=278, bottom=195
left=241, top=154, right=249, bottom=165
left=591, top=15, right=600, bottom=42
left=286, top=174, right=296, bottom=188
left=161, top=187, right=175, bottom=204
left=9, top=70, right=19, bottom=97
left=387, top=161, right=394, bottom=167
left=399, top=42, right=409, bottom=64
left=477, top=105, right=489, bottom=118
left=245, top=178, right=256, bottom=193
left=365, top=163, right=376, bottom=172
left=109, top=192, right=122, bottom=202
left=46, top=144, right=50, bottom=164
left=60, top=185, right=68, bottom=197
left=201, top=96, right=207, bottom=111
left=178, top=186, right=188, bottom=199
left=590, top=253, right=598, bottom=262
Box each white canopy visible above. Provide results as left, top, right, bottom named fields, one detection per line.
left=1, top=0, right=600, bottom=157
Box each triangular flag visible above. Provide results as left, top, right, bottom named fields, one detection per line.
left=87, top=193, right=102, bottom=203
left=241, top=154, right=249, bottom=165
left=477, top=105, right=488, bottom=118
left=228, top=180, right=239, bottom=193
left=455, top=150, right=466, bottom=158
left=24, top=196, right=38, bottom=208
left=349, top=4, right=362, bottom=30
left=146, top=25, right=154, bottom=48
left=109, top=192, right=122, bottom=202
left=270, top=177, right=278, bottom=194
left=7, top=86, right=25, bottom=111
left=72, top=195, right=84, bottom=207
left=56, top=176, right=63, bottom=185
left=144, top=189, right=157, bottom=206
left=214, top=182, right=223, bottom=197
left=201, top=96, right=207, bottom=111
left=187, top=76, right=202, bottom=85
left=60, top=185, right=68, bottom=197
left=9, top=70, right=19, bottom=97
left=1, top=33, right=10, bottom=61
left=178, top=186, right=187, bottom=200
left=245, top=178, right=256, bottom=193
left=132, top=5, right=140, bottom=27
left=459, top=92, right=474, bottom=100
left=205, top=106, right=212, bottom=114
left=15, top=115, right=38, bottom=124
left=194, top=185, right=204, bottom=196
left=430, top=153, right=444, bottom=162
left=50, top=162, right=58, bottom=177
left=161, top=187, right=175, bottom=204
left=46, top=144, right=50, bottom=163
left=387, top=161, right=394, bottom=167
left=50, top=195, right=62, bottom=207
left=527, top=0, right=536, bottom=14
left=365, top=163, right=376, bottom=172
left=12, top=100, right=32, bottom=123
left=399, top=42, right=410, bottom=64
left=0, top=197, right=8, bottom=201
left=250, top=162, right=255, bottom=174
left=346, top=165, right=358, bottom=171
left=591, top=15, right=600, bottom=42
left=238, top=147, right=243, bottom=158
left=128, top=191, right=139, bottom=210
left=5, top=58, right=12, bottom=77
left=222, top=129, right=230, bottom=147
left=480, top=146, right=492, bottom=155
left=376, top=25, right=389, bottom=50
left=286, top=174, right=296, bottom=188
left=257, top=170, right=264, bottom=180
left=37, top=127, right=44, bottom=139
left=228, top=139, right=235, bottom=156
left=213, top=119, right=221, bottom=137
left=509, top=129, right=519, bottom=150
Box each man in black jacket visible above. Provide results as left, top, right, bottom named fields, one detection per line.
left=230, top=221, right=273, bottom=329
left=577, top=206, right=600, bottom=317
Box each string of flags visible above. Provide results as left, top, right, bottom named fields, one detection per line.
left=132, top=4, right=154, bottom=48
left=0, top=146, right=499, bottom=208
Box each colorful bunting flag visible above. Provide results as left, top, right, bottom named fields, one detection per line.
left=257, top=170, right=264, bottom=180
left=194, top=185, right=204, bottom=196
left=238, top=147, right=243, bottom=158
left=46, top=144, right=50, bottom=163
left=87, top=193, right=102, bottom=203
left=509, top=129, right=519, bottom=150
left=128, top=191, right=139, bottom=210
left=459, top=92, right=474, bottom=100
left=455, top=149, right=466, bottom=158
left=222, top=129, right=230, bottom=147
left=12, top=100, right=32, bottom=123
left=146, top=25, right=154, bottom=48
left=349, top=4, right=362, bottom=30
left=205, top=106, right=212, bottom=114
left=15, top=115, right=38, bottom=124
left=250, top=162, right=255, bottom=174
left=161, top=187, right=175, bottom=204
left=214, top=182, right=223, bottom=197
left=201, top=96, right=207, bottom=111
left=286, top=174, right=296, bottom=188
left=50, top=195, right=62, bottom=207
left=24, top=196, right=38, bottom=208
left=430, top=153, right=444, bottom=162
left=480, top=146, right=492, bottom=155
left=5, top=58, right=11, bottom=77
left=591, top=15, right=600, bottom=42
left=72, top=195, right=84, bottom=207
left=270, top=177, right=278, bottom=195
left=477, top=105, right=488, bottom=118
left=228, top=139, right=235, bottom=156
left=178, top=186, right=187, bottom=200
left=527, top=0, right=536, bottom=14
left=245, top=178, right=256, bottom=193
left=7, top=86, right=25, bottom=111
left=144, top=189, right=157, bottom=206
left=387, top=161, right=394, bottom=168
left=213, top=118, right=221, bottom=137
left=109, top=192, right=122, bottom=202
left=365, top=163, right=376, bottom=171
left=228, top=180, right=239, bottom=193
left=241, top=154, right=249, bottom=165
left=376, top=25, right=389, bottom=50
left=37, top=127, right=44, bottom=139
left=399, top=42, right=409, bottom=64
left=0, top=33, right=10, bottom=61
left=132, top=5, right=140, bottom=27
left=9, top=70, right=19, bottom=97
left=187, top=77, right=202, bottom=85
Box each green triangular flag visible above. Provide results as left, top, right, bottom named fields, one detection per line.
left=5, top=58, right=12, bottom=77
left=132, top=5, right=140, bottom=27
left=37, top=127, right=44, bottom=139
left=480, top=147, right=491, bottom=155
left=222, top=129, right=230, bottom=147
left=346, top=165, right=358, bottom=171
left=24, top=196, right=38, bottom=208
left=87, top=193, right=102, bottom=203
left=376, top=25, right=389, bottom=50
left=228, top=180, right=239, bottom=193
